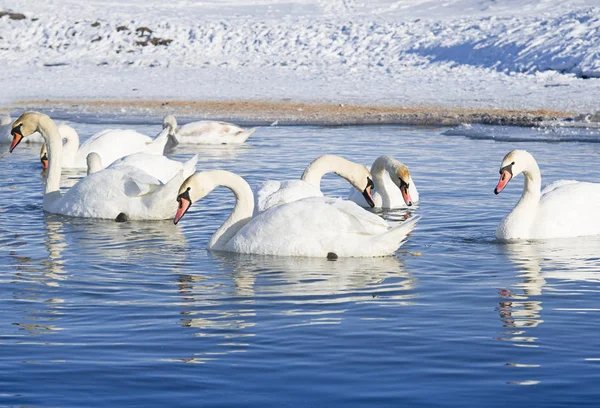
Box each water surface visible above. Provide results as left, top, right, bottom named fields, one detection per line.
left=1, top=121, right=599, bottom=407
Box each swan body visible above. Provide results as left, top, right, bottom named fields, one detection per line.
left=40, top=124, right=170, bottom=169
left=88, top=151, right=198, bottom=183
left=254, top=154, right=376, bottom=214
left=348, top=156, right=418, bottom=208
left=10, top=111, right=184, bottom=220
left=174, top=170, right=420, bottom=257
left=163, top=114, right=255, bottom=145
left=494, top=150, right=600, bottom=240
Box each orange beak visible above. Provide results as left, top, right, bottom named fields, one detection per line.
left=401, top=184, right=413, bottom=206
left=9, top=132, right=23, bottom=153
left=41, top=152, right=49, bottom=170
left=495, top=169, right=512, bottom=194
left=174, top=188, right=192, bottom=225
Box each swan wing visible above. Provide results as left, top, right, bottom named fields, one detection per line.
left=109, top=152, right=194, bottom=184
left=75, top=129, right=154, bottom=168
left=178, top=121, right=244, bottom=136
left=541, top=179, right=579, bottom=196
left=534, top=181, right=600, bottom=238
left=176, top=121, right=253, bottom=144
left=121, top=167, right=164, bottom=197
left=328, top=198, right=390, bottom=233
left=255, top=180, right=323, bottom=214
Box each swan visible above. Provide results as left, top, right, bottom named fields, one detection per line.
left=39, top=123, right=171, bottom=170
left=494, top=149, right=600, bottom=240
left=163, top=114, right=255, bottom=145
left=347, top=155, right=419, bottom=208
left=87, top=151, right=198, bottom=183
left=9, top=111, right=185, bottom=220
left=1, top=112, right=44, bottom=143
left=255, top=154, right=376, bottom=214
left=173, top=169, right=421, bottom=257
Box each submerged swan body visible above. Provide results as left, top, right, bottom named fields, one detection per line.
left=173, top=170, right=420, bottom=257
left=40, top=124, right=170, bottom=170
left=255, top=154, right=376, bottom=214
left=347, top=155, right=418, bottom=208
left=10, top=112, right=184, bottom=220
left=163, top=114, right=255, bottom=145
left=494, top=149, right=600, bottom=240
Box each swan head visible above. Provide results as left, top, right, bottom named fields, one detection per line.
left=86, top=152, right=103, bottom=175
left=494, top=150, right=535, bottom=194
left=333, top=160, right=375, bottom=208
left=40, top=144, right=49, bottom=170
left=349, top=164, right=376, bottom=208
left=393, top=165, right=414, bottom=206
left=373, top=156, right=413, bottom=206
left=9, top=111, right=43, bottom=152
left=163, top=114, right=177, bottom=130
left=174, top=173, right=213, bottom=224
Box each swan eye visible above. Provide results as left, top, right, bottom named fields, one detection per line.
left=11, top=123, right=22, bottom=136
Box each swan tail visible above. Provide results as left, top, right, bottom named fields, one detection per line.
left=182, top=154, right=199, bottom=179
left=372, top=215, right=421, bottom=254
left=236, top=128, right=256, bottom=142
left=146, top=128, right=170, bottom=155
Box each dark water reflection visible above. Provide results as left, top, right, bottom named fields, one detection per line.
left=1, top=121, right=600, bottom=407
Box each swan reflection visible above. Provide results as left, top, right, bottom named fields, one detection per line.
left=498, top=236, right=600, bottom=384
left=174, top=253, right=416, bottom=363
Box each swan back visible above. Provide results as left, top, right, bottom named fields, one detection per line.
left=230, top=197, right=420, bottom=257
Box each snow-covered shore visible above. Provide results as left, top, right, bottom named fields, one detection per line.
left=1, top=0, right=599, bottom=120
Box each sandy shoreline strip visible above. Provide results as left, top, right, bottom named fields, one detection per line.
left=13, top=99, right=573, bottom=126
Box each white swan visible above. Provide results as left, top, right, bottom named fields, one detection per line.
left=347, top=156, right=419, bottom=208
left=173, top=170, right=420, bottom=257
left=9, top=112, right=185, bottom=220
left=163, top=114, right=255, bottom=145
left=0, top=112, right=44, bottom=143
left=39, top=123, right=170, bottom=170
left=494, top=149, right=600, bottom=240
left=255, top=154, right=376, bottom=214
left=87, top=151, right=198, bottom=183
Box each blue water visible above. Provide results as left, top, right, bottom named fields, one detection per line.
left=1, top=120, right=600, bottom=407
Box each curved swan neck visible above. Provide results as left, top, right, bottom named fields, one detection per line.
left=190, top=170, right=254, bottom=250
left=371, top=156, right=402, bottom=206
left=59, top=124, right=80, bottom=159
left=37, top=115, right=64, bottom=196
left=301, top=155, right=357, bottom=189
left=520, top=158, right=542, bottom=204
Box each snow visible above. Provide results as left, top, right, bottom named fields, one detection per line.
left=1, top=0, right=600, bottom=114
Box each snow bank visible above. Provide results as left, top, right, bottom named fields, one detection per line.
left=2, top=5, right=599, bottom=76
left=0, top=0, right=599, bottom=113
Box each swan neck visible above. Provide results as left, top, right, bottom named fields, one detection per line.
left=39, top=117, right=64, bottom=196
left=521, top=162, right=542, bottom=204
left=61, top=126, right=79, bottom=159
left=206, top=171, right=255, bottom=250
left=301, top=155, right=353, bottom=189
left=371, top=156, right=397, bottom=206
